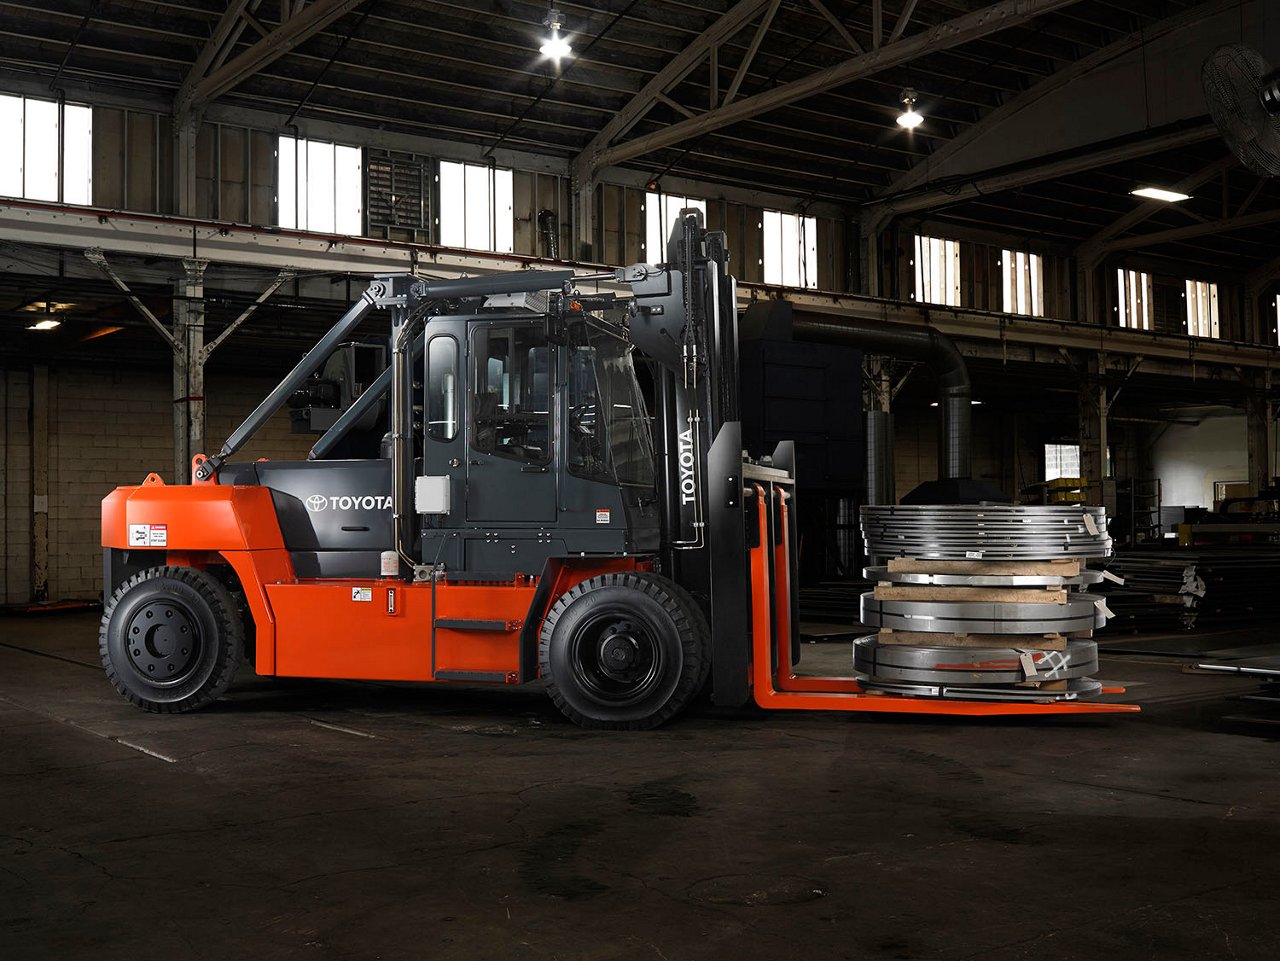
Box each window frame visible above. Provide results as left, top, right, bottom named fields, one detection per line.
left=425, top=334, right=460, bottom=442
left=0, top=93, right=93, bottom=205
left=1001, top=248, right=1044, bottom=317
left=276, top=134, right=364, bottom=235
left=912, top=235, right=961, bottom=307
left=762, top=209, right=818, bottom=289
left=437, top=159, right=514, bottom=253
left=468, top=323, right=552, bottom=467
left=1116, top=268, right=1152, bottom=330
left=644, top=191, right=706, bottom=262
left=1185, top=279, right=1220, bottom=339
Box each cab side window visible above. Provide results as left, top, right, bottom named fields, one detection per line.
left=470, top=325, right=551, bottom=465
left=426, top=335, right=459, bottom=441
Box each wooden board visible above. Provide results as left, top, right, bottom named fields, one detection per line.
left=886, top=558, right=1081, bottom=576
left=1018, top=675, right=1070, bottom=690
left=873, top=585, right=1067, bottom=604
left=877, top=629, right=1068, bottom=651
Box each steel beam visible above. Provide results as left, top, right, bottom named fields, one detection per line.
left=84, top=249, right=178, bottom=350
left=1076, top=155, right=1238, bottom=266
left=808, top=0, right=863, bottom=55
left=724, top=0, right=783, bottom=106
left=870, top=124, right=1218, bottom=220
left=588, top=0, right=1085, bottom=171
left=1246, top=252, right=1280, bottom=293
left=882, top=0, right=1242, bottom=201
left=1101, top=207, right=1280, bottom=253
left=199, top=267, right=296, bottom=361
left=190, top=0, right=367, bottom=108
left=175, top=0, right=254, bottom=117
left=572, top=0, right=771, bottom=183
left=888, top=0, right=920, bottom=44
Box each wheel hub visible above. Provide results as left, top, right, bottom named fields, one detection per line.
left=124, top=600, right=202, bottom=685
left=598, top=628, right=644, bottom=682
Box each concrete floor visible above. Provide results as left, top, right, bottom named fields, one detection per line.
left=2, top=612, right=1278, bottom=961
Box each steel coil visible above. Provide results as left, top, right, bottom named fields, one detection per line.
left=853, top=636, right=1099, bottom=685
left=861, top=505, right=1111, bottom=560
left=860, top=592, right=1107, bottom=634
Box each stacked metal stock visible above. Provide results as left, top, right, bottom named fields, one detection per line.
left=856, top=505, right=1114, bottom=702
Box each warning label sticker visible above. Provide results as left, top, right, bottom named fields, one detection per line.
left=351, top=588, right=373, bottom=602
left=128, top=523, right=168, bottom=547
left=595, top=509, right=611, bottom=525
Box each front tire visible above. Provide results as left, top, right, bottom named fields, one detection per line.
left=539, top=572, right=708, bottom=730
left=100, top=566, right=244, bottom=713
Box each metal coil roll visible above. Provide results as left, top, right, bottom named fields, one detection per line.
left=861, top=505, right=1112, bottom=560
left=853, top=636, right=1099, bottom=685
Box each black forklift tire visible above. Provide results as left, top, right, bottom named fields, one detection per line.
left=100, top=566, right=244, bottom=713
left=539, top=571, right=709, bottom=730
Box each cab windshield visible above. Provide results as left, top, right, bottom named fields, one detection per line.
left=566, top=325, right=655, bottom=488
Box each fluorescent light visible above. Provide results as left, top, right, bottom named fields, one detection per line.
left=1131, top=186, right=1192, bottom=202
left=929, top=400, right=982, bottom=407
left=26, top=318, right=61, bottom=330
left=539, top=31, right=572, bottom=60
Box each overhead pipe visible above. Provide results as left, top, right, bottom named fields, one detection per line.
left=790, top=314, right=972, bottom=481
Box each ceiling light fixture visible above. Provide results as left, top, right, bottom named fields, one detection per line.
left=26, top=317, right=62, bottom=331
left=1131, top=186, right=1192, bottom=202
left=539, top=7, right=572, bottom=63
left=896, top=88, right=924, bottom=129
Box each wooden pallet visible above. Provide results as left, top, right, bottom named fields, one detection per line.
left=872, top=584, right=1068, bottom=604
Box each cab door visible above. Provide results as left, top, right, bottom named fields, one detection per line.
left=465, top=321, right=557, bottom=524
left=422, top=321, right=466, bottom=511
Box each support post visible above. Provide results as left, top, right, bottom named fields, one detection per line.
left=1245, top=368, right=1273, bottom=495
left=173, top=258, right=209, bottom=483
left=1076, top=354, right=1107, bottom=507
left=174, top=113, right=201, bottom=216
left=31, top=365, right=49, bottom=603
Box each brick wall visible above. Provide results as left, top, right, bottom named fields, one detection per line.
left=1, top=361, right=317, bottom=603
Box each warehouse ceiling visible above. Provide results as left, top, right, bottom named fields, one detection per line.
left=0, top=0, right=1276, bottom=274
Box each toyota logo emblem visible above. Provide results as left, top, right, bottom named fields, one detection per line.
left=305, top=494, right=328, bottom=512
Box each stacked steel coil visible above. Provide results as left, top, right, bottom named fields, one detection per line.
left=860, top=505, right=1112, bottom=560
left=856, top=504, right=1114, bottom=703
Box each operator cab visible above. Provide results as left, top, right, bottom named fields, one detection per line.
left=419, top=307, right=660, bottom=578
left=227, top=299, right=661, bottom=582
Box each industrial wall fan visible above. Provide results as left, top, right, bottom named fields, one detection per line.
left=1202, top=44, right=1280, bottom=176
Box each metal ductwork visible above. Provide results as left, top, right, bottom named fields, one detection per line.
left=790, top=314, right=971, bottom=480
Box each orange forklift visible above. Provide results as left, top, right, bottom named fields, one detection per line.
left=101, top=213, right=1135, bottom=727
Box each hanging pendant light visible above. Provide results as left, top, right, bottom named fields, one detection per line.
left=896, top=87, right=924, bottom=129
left=539, top=7, right=572, bottom=63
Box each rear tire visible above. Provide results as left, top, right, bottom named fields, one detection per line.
left=100, top=566, right=243, bottom=713
left=539, top=572, right=708, bottom=730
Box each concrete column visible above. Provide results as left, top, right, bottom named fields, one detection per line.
left=31, top=365, right=48, bottom=602
left=173, top=258, right=208, bottom=483
left=1077, top=354, right=1106, bottom=486
left=573, top=177, right=595, bottom=262
left=1245, top=369, right=1272, bottom=494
